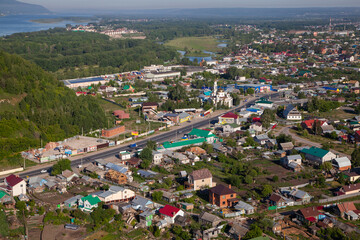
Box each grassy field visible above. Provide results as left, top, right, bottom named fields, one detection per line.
left=165, top=36, right=220, bottom=54
left=0, top=211, right=9, bottom=237
left=303, top=108, right=356, bottom=121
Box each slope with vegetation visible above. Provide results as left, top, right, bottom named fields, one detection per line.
left=0, top=29, right=178, bottom=79
left=0, top=51, right=108, bottom=166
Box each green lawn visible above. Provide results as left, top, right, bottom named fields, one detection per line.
left=165, top=36, right=220, bottom=53
left=0, top=211, right=9, bottom=237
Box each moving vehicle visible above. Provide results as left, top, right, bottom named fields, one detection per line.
left=129, top=143, right=137, bottom=148
left=40, top=169, right=47, bottom=173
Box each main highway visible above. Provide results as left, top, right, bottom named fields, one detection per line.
left=13, top=92, right=279, bottom=180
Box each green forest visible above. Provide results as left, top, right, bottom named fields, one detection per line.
left=0, top=28, right=178, bottom=79
left=0, top=51, right=108, bottom=166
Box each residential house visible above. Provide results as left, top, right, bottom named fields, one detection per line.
left=209, top=184, right=238, bottom=208
left=152, top=150, right=163, bottom=165
left=194, top=225, right=224, bottom=240
left=255, top=100, right=274, bottom=109
left=222, top=123, right=242, bottom=133
left=218, top=112, right=240, bottom=125
left=337, top=184, right=360, bottom=195
left=343, top=172, right=360, bottom=182
left=198, top=212, right=222, bottom=227
left=142, top=102, right=158, bottom=114
left=333, top=157, right=351, bottom=171
left=187, top=168, right=213, bottom=191
left=282, top=155, right=302, bottom=166
left=126, top=157, right=141, bottom=168
left=78, top=195, right=101, bottom=212
left=280, top=142, right=294, bottom=151
left=289, top=189, right=312, bottom=204
left=229, top=223, right=249, bottom=240
left=178, top=202, right=194, bottom=211
left=3, top=175, right=26, bottom=197
left=283, top=104, right=302, bottom=120
left=159, top=205, right=184, bottom=224
left=139, top=210, right=153, bottom=227
left=254, top=134, right=275, bottom=145
left=296, top=207, right=323, bottom=223
left=269, top=194, right=287, bottom=208
left=186, top=147, right=206, bottom=155
left=137, top=170, right=158, bottom=178
left=105, top=170, right=128, bottom=185
left=301, top=119, right=327, bottom=131
left=161, top=191, right=177, bottom=203
left=60, top=170, right=78, bottom=182
left=300, top=147, right=336, bottom=164
left=249, top=122, right=262, bottom=133
left=234, top=201, right=255, bottom=215
left=94, top=186, right=135, bottom=204
left=0, top=190, right=15, bottom=207
left=28, top=176, right=47, bottom=193
left=131, top=196, right=154, bottom=210
left=321, top=125, right=335, bottom=135
left=335, top=202, right=359, bottom=219
left=119, top=151, right=131, bottom=161
left=113, top=110, right=130, bottom=120
left=64, top=195, right=83, bottom=208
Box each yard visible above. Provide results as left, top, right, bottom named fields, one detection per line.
left=42, top=224, right=86, bottom=240
left=303, top=108, right=356, bottom=121
left=33, top=191, right=74, bottom=205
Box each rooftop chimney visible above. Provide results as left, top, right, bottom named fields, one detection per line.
left=228, top=184, right=231, bottom=189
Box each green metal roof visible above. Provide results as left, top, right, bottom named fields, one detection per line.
left=226, top=123, right=241, bottom=128
left=300, top=147, right=329, bottom=158
left=256, top=100, right=273, bottom=104
left=81, top=195, right=101, bottom=206
left=0, top=191, right=9, bottom=199
left=188, top=129, right=215, bottom=138
left=163, top=138, right=206, bottom=149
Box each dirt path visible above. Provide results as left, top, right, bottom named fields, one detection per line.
left=276, top=126, right=350, bottom=159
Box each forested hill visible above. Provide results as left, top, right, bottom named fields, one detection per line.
left=0, top=51, right=107, bottom=165
left=0, top=28, right=178, bottom=79
left=0, top=0, right=50, bottom=15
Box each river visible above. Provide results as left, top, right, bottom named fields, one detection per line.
left=0, top=14, right=92, bottom=36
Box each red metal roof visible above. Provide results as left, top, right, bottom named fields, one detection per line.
left=220, top=112, right=238, bottom=119
left=159, top=205, right=181, bottom=218
left=5, top=174, right=23, bottom=187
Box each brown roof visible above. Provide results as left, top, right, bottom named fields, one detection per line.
left=127, top=157, right=141, bottom=166
left=142, top=102, right=158, bottom=107
left=299, top=207, right=320, bottom=219
left=190, top=168, right=212, bottom=181
left=341, top=184, right=360, bottom=193
left=209, top=184, right=236, bottom=196
left=269, top=193, right=284, bottom=203
left=337, top=202, right=357, bottom=213
left=62, top=170, right=75, bottom=178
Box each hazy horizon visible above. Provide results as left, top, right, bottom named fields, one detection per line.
left=19, top=0, right=360, bottom=12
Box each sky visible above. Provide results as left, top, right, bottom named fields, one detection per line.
left=20, top=0, right=360, bottom=11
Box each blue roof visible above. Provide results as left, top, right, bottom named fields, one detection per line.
left=63, top=77, right=105, bottom=85
left=106, top=163, right=127, bottom=174
left=138, top=170, right=157, bottom=178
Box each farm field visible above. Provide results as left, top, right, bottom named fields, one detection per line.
left=165, top=36, right=221, bottom=55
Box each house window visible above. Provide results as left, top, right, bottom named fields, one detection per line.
left=202, top=180, right=205, bottom=182
left=222, top=201, right=225, bottom=205
left=230, top=194, right=233, bottom=198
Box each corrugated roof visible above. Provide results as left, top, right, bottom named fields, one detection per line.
left=301, top=147, right=329, bottom=158
left=188, top=129, right=215, bottom=138
left=163, top=138, right=206, bottom=149
left=334, top=157, right=351, bottom=168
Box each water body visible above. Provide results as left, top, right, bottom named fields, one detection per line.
left=177, top=50, right=214, bottom=63
left=217, top=43, right=227, bottom=48
left=0, top=14, right=92, bottom=36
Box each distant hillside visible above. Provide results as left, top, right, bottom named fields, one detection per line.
left=0, top=0, right=50, bottom=15
left=0, top=51, right=107, bottom=167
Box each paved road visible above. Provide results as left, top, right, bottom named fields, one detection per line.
left=5, top=92, right=280, bottom=180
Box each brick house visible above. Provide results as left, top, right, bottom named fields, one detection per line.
left=101, top=125, right=125, bottom=138
left=209, top=184, right=238, bottom=208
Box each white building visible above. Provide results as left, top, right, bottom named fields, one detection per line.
left=152, top=150, right=163, bottom=165
left=94, top=186, right=135, bottom=204
left=4, top=175, right=26, bottom=197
